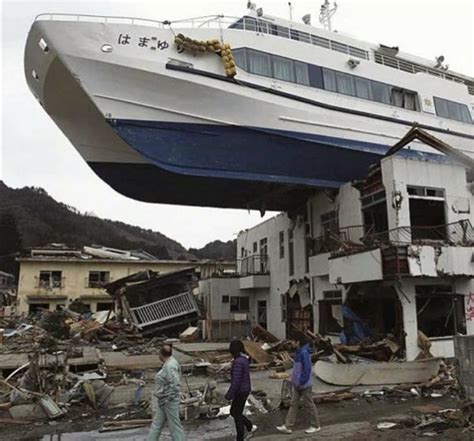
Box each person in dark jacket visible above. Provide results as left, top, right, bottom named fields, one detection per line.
left=277, top=336, right=321, bottom=435
left=225, top=340, right=257, bottom=440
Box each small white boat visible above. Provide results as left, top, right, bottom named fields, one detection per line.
left=314, top=358, right=441, bottom=386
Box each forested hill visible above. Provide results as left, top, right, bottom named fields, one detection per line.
left=0, top=181, right=236, bottom=263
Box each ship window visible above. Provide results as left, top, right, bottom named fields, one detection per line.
left=298, top=32, right=311, bottom=43
left=391, top=88, right=419, bottom=111
left=295, top=61, right=310, bottom=85
left=335, top=71, right=355, bottom=96
left=233, top=48, right=247, bottom=70
left=330, top=41, right=349, bottom=55
left=243, top=17, right=257, bottom=31
left=322, top=68, right=337, bottom=92
left=371, top=81, right=391, bottom=104
left=434, top=97, right=473, bottom=123
left=355, top=77, right=372, bottom=100
left=308, top=65, right=323, bottom=88
left=274, top=25, right=290, bottom=38
left=311, top=35, right=330, bottom=49
left=290, top=29, right=300, bottom=41
left=273, top=56, right=295, bottom=82
left=247, top=50, right=272, bottom=77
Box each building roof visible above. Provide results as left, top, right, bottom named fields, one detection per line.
left=17, top=244, right=235, bottom=265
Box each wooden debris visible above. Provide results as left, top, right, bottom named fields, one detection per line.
left=252, top=325, right=280, bottom=343
left=270, top=371, right=289, bottom=379
left=243, top=341, right=272, bottom=364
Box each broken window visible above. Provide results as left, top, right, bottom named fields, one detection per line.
left=319, top=290, right=343, bottom=335
left=88, top=271, right=110, bottom=288
left=97, top=302, right=113, bottom=311
left=230, top=296, right=250, bottom=312
left=38, top=271, right=63, bottom=288
left=362, top=189, right=388, bottom=235
left=279, top=231, right=285, bottom=259
left=29, top=303, right=49, bottom=314
left=222, top=295, right=229, bottom=304
left=288, top=229, right=295, bottom=276
left=321, top=210, right=339, bottom=233
left=253, top=242, right=258, bottom=253
left=416, top=286, right=466, bottom=337
left=408, top=186, right=446, bottom=241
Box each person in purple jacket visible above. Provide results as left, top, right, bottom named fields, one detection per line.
left=225, top=340, right=257, bottom=440
left=277, top=336, right=321, bottom=435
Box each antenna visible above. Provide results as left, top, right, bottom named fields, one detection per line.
left=288, top=2, right=293, bottom=21
left=319, top=0, right=338, bottom=31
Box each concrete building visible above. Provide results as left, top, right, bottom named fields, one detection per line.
left=202, top=131, right=474, bottom=358
left=17, top=244, right=235, bottom=314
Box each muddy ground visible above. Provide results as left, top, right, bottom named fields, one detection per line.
left=4, top=395, right=471, bottom=440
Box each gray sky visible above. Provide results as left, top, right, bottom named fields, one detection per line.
left=1, top=0, right=473, bottom=249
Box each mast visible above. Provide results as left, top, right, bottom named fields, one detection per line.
left=319, top=0, right=338, bottom=31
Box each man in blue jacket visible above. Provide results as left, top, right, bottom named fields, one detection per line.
left=277, top=337, right=321, bottom=435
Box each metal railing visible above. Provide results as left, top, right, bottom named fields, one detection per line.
left=374, top=51, right=467, bottom=85
left=130, top=291, right=198, bottom=328
left=367, top=219, right=474, bottom=246
left=309, top=219, right=473, bottom=256
left=34, top=13, right=241, bottom=29
left=308, top=225, right=368, bottom=255
left=238, top=254, right=269, bottom=276
left=33, top=13, right=371, bottom=60
left=35, top=277, right=65, bottom=289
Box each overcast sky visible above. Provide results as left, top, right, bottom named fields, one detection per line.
left=1, top=0, right=473, bottom=249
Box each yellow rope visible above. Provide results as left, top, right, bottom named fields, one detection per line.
left=174, top=34, right=237, bottom=78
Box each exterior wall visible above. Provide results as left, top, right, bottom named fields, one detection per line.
left=328, top=249, right=383, bottom=284
left=17, top=259, right=235, bottom=314
left=381, top=156, right=473, bottom=234
left=237, top=213, right=295, bottom=338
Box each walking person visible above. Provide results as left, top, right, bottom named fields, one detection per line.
left=147, top=344, right=185, bottom=441
left=276, top=336, right=321, bottom=435
left=225, top=340, right=258, bottom=440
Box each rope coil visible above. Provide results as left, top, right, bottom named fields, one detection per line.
left=174, top=33, right=237, bottom=78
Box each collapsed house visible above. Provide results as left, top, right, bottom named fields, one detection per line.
left=200, top=128, right=474, bottom=359
left=105, top=268, right=201, bottom=336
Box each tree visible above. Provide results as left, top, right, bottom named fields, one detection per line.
left=0, top=210, right=22, bottom=256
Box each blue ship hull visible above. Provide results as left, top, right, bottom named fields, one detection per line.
left=101, top=119, right=439, bottom=211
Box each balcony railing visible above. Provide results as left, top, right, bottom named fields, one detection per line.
left=308, top=225, right=368, bottom=256
left=35, top=277, right=65, bottom=289
left=238, top=254, right=269, bottom=276
left=309, top=220, right=473, bottom=256
left=366, top=220, right=473, bottom=247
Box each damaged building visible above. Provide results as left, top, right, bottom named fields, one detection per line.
left=16, top=244, right=235, bottom=315
left=201, top=129, right=474, bottom=359
left=105, top=268, right=201, bottom=336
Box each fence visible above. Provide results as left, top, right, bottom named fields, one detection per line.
left=237, top=254, right=269, bottom=276
left=129, top=292, right=198, bottom=329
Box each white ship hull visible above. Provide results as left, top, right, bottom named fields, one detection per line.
left=24, top=15, right=474, bottom=209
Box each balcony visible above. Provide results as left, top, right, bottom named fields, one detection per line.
left=309, top=220, right=473, bottom=256
left=35, top=277, right=65, bottom=289
left=237, top=254, right=270, bottom=290
left=315, top=220, right=473, bottom=282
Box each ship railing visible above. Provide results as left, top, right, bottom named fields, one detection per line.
left=34, top=13, right=243, bottom=29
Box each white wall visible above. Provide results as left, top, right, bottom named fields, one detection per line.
left=381, top=156, right=473, bottom=233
